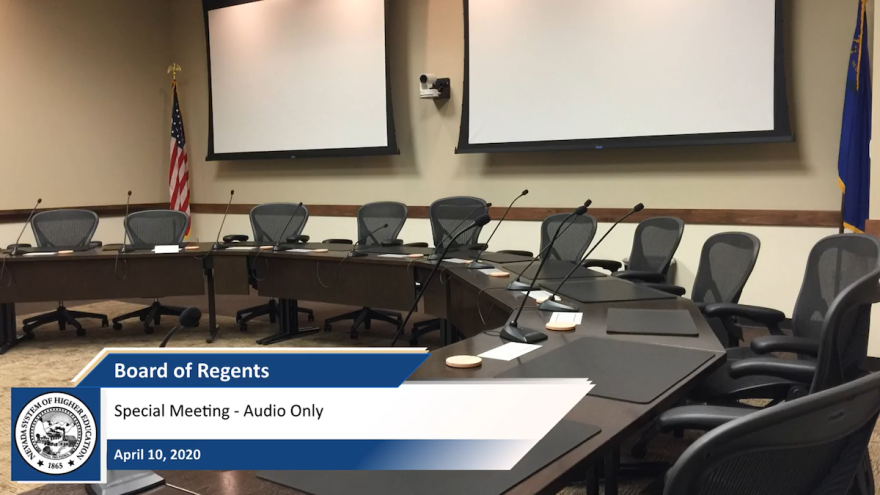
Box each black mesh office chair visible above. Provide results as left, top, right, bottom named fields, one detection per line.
left=110, top=210, right=189, bottom=334
left=236, top=203, right=314, bottom=331
left=633, top=234, right=880, bottom=458
left=583, top=216, right=684, bottom=283
left=410, top=196, right=489, bottom=345
left=496, top=213, right=598, bottom=261
left=20, top=210, right=108, bottom=337
left=646, top=232, right=761, bottom=347
left=323, top=202, right=408, bottom=338
left=659, top=370, right=879, bottom=495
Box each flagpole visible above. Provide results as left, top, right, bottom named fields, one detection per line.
left=840, top=193, right=845, bottom=234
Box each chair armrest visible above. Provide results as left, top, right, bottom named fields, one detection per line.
left=381, top=239, right=404, bottom=247
left=750, top=336, right=820, bottom=357
left=642, top=283, right=687, bottom=296
left=223, top=234, right=249, bottom=243
left=7, top=243, right=31, bottom=249
left=728, top=357, right=816, bottom=383
left=655, top=405, right=753, bottom=433
left=286, top=235, right=310, bottom=244
left=498, top=249, right=534, bottom=258
left=404, top=242, right=429, bottom=248
left=613, top=270, right=667, bottom=283
left=582, top=259, right=622, bottom=272
left=702, top=303, right=785, bottom=329
left=322, top=238, right=353, bottom=245
left=88, top=241, right=103, bottom=248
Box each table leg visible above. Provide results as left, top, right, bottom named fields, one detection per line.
left=256, top=299, right=319, bottom=345
left=585, top=462, right=600, bottom=495
left=605, top=447, right=619, bottom=495
left=0, top=303, right=20, bottom=354
left=205, top=265, right=219, bottom=344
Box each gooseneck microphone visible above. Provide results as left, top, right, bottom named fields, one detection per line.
left=348, top=223, right=389, bottom=258
left=539, top=203, right=644, bottom=312
left=391, top=213, right=491, bottom=346
left=506, top=200, right=592, bottom=291
left=10, top=198, right=42, bottom=256
left=118, top=191, right=133, bottom=254
left=468, top=190, right=528, bottom=270
left=428, top=202, right=492, bottom=261
left=210, top=190, right=235, bottom=251
left=501, top=204, right=588, bottom=344
left=273, top=202, right=305, bottom=252
left=159, top=307, right=202, bottom=347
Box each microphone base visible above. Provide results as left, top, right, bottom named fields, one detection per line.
left=427, top=252, right=444, bottom=261
left=273, top=245, right=287, bottom=252
left=467, top=261, right=493, bottom=270
left=347, top=250, right=368, bottom=258
left=117, top=246, right=132, bottom=254
left=506, top=280, right=532, bottom=291
left=211, top=243, right=228, bottom=251
left=501, top=322, right=548, bottom=344
left=538, top=299, right=577, bottom=312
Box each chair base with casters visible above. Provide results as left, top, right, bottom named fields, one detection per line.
left=111, top=299, right=185, bottom=334
left=324, top=307, right=402, bottom=339
left=410, top=318, right=441, bottom=345
left=22, top=302, right=108, bottom=338
left=236, top=299, right=314, bottom=332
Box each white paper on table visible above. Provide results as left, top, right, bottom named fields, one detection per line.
left=443, top=258, right=471, bottom=264
left=478, top=342, right=542, bottom=361
left=521, top=290, right=559, bottom=301
left=550, top=312, right=583, bottom=325
left=478, top=268, right=507, bottom=275
left=225, top=246, right=256, bottom=251
left=377, top=254, right=411, bottom=258
left=22, top=252, right=57, bottom=257
left=152, top=245, right=181, bottom=254
left=285, top=249, right=314, bottom=253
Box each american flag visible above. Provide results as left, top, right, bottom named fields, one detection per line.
left=169, top=80, right=191, bottom=236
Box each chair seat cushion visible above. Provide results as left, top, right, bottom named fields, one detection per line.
left=688, top=346, right=800, bottom=402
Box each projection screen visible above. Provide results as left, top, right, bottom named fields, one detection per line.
left=204, top=0, right=396, bottom=160
left=458, top=0, right=792, bottom=153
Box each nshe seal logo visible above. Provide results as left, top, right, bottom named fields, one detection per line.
left=15, top=392, right=96, bottom=475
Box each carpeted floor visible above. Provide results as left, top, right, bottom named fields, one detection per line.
left=1, top=300, right=878, bottom=494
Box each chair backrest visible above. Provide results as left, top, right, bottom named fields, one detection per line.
left=124, top=210, right=188, bottom=245
left=249, top=203, right=309, bottom=244
left=428, top=196, right=488, bottom=250
left=690, top=232, right=760, bottom=305
left=540, top=213, right=597, bottom=262
left=31, top=209, right=99, bottom=247
left=664, top=371, right=880, bottom=495
left=792, top=234, right=880, bottom=349
left=357, top=202, right=407, bottom=246
left=627, top=216, right=684, bottom=275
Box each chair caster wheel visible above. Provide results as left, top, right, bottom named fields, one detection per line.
left=308, top=314, right=315, bottom=322
left=324, top=324, right=332, bottom=333
left=101, top=318, right=109, bottom=327
left=631, top=444, right=647, bottom=459
left=76, top=328, right=86, bottom=337
left=239, top=323, right=248, bottom=332
left=112, top=322, right=123, bottom=331
left=139, top=315, right=147, bottom=321
left=144, top=326, right=154, bottom=335
left=24, top=332, right=35, bottom=341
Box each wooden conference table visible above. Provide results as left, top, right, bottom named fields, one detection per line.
left=10, top=243, right=726, bottom=495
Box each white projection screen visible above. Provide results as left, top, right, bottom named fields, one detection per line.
left=204, top=0, right=396, bottom=160
left=458, top=0, right=792, bottom=153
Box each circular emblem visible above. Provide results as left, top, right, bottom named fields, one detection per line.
left=15, top=392, right=96, bottom=475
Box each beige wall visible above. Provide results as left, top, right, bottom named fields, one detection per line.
left=172, top=0, right=857, bottom=211
left=0, top=0, right=173, bottom=209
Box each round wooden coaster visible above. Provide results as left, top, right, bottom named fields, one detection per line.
left=489, top=271, right=509, bottom=278
left=259, top=245, right=274, bottom=250
left=408, top=253, right=424, bottom=259
left=57, top=250, right=74, bottom=255
left=445, top=355, right=482, bottom=369
left=184, top=245, right=200, bottom=251
left=545, top=321, right=577, bottom=332
left=313, top=248, right=329, bottom=253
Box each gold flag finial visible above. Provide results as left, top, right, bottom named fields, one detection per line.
left=167, top=63, right=182, bottom=81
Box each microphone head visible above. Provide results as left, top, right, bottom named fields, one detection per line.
left=178, top=307, right=202, bottom=328
left=633, top=203, right=644, bottom=212
left=36, top=198, right=42, bottom=204
left=382, top=223, right=389, bottom=228
left=298, top=202, right=303, bottom=206
left=584, top=199, right=592, bottom=207
left=574, top=205, right=587, bottom=215
left=485, top=203, right=493, bottom=208
left=126, top=191, right=132, bottom=196
left=474, top=214, right=491, bottom=227
left=230, top=190, right=235, bottom=196
left=521, top=189, right=529, bottom=196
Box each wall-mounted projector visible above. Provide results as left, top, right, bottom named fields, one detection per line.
left=419, top=74, right=450, bottom=99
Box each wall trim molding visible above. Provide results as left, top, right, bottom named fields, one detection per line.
left=0, top=203, right=842, bottom=227
left=189, top=204, right=841, bottom=227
